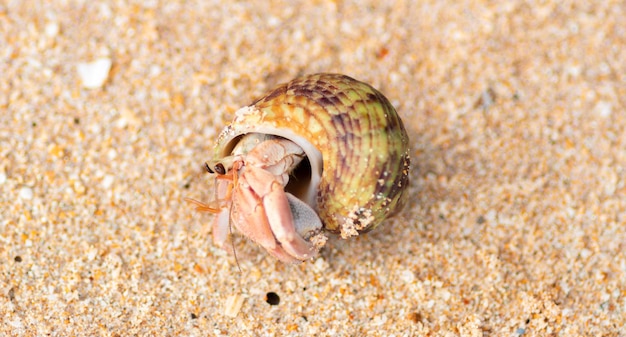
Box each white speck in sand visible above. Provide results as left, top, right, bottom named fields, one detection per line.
left=0, top=172, right=6, bottom=184
left=400, top=269, right=415, bottom=284
left=313, top=257, right=328, bottom=272
left=107, top=148, right=117, bottom=160
left=594, top=101, right=612, bottom=118
left=102, top=175, right=114, bottom=189
left=19, top=186, right=33, bottom=200
left=45, top=22, right=60, bottom=37
left=7, top=318, right=23, bottom=330
left=77, top=58, right=112, bottom=89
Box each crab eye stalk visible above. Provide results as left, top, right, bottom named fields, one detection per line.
left=213, top=163, right=226, bottom=175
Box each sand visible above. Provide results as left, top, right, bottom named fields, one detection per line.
left=1, top=1, right=625, bottom=336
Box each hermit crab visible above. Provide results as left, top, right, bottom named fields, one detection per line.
left=187, top=73, right=410, bottom=263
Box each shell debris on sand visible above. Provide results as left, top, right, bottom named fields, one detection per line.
left=77, top=58, right=112, bottom=89
left=224, top=293, right=246, bottom=318
left=19, top=186, right=34, bottom=200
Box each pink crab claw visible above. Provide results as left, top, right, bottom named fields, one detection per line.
left=256, top=194, right=322, bottom=263
left=230, top=161, right=323, bottom=263
left=265, top=192, right=322, bottom=260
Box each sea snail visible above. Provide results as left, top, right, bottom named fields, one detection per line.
left=188, top=73, right=410, bottom=263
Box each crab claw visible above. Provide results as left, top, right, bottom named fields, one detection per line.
left=264, top=191, right=322, bottom=261
left=229, top=163, right=323, bottom=263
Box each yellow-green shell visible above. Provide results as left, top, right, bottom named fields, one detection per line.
left=214, top=73, right=410, bottom=236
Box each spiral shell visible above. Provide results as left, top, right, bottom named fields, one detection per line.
left=214, top=73, right=410, bottom=238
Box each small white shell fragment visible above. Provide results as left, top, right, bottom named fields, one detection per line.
left=0, top=171, right=6, bottom=184
left=101, top=175, right=114, bottom=189
left=312, top=257, right=328, bottom=273
left=44, top=22, right=60, bottom=37
left=77, top=58, right=112, bottom=89
left=594, top=101, right=612, bottom=118
left=224, top=293, right=245, bottom=317
left=19, top=186, right=33, bottom=200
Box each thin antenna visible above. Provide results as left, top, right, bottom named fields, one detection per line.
left=230, top=217, right=242, bottom=273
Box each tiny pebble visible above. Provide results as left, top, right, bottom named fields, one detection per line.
left=19, top=186, right=34, bottom=200
left=0, top=172, right=6, bottom=184
left=101, top=175, right=114, bottom=189
left=594, top=101, right=612, bottom=118
left=107, top=149, right=117, bottom=160
left=77, top=58, right=112, bottom=89
left=313, top=257, right=328, bottom=272
left=400, top=269, right=415, bottom=284
left=45, top=22, right=60, bottom=37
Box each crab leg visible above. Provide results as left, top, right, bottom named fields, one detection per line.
left=240, top=164, right=321, bottom=261
left=230, top=166, right=286, bottom=246
left=231, top=170, right=303, bottom=263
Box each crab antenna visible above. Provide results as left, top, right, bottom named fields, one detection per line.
left=230, top=216, right=242, bottom=273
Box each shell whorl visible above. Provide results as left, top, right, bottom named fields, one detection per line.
left=215, top=73, right=410, bottom=237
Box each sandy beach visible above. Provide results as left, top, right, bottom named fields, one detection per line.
left=1, top=1, right=625, bottom=335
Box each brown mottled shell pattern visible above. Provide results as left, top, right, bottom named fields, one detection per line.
left=215, top=73, right=410, bottom=237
